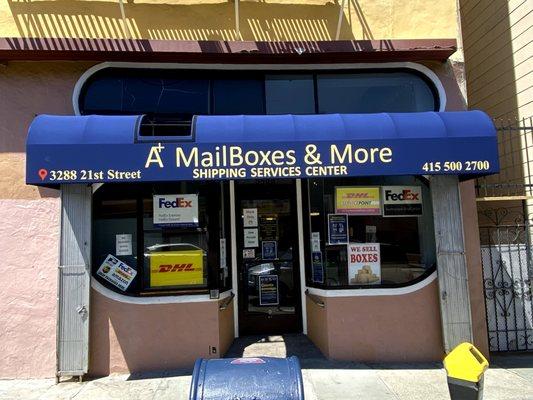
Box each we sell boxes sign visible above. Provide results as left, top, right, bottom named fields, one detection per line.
left=347, top=243, right=381, bottom=285
left=153, top=194, right=198, bottom=227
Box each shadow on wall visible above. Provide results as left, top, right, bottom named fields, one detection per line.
left=6, top=0, right=376, bottom=41
left=462, top=0, right=524, bottom=192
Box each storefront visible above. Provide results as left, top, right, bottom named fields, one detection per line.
left=22, top=61, right=499, bottom=378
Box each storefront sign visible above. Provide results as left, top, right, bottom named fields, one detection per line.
left=149, top=249, right=204, bottom=287
left=259, top=275, right=279, bottom=306
left=244, top=228, right=259, bottom=248
left=262, top=241, right=277, bottom=260
left=27, top=112, right=499, bottom=186
left=382, top=186, right=423, bottom=217
left=312, top=251, right=324, bottom=283
left=335, top=187, right=381, bottom=215
left=153, top=194, right=198, bottom=227
left=115, top=234, right=132, bottom=256
left=97, top=254, right=137, bottom=291
left=328, top=214, right=349, bottom=244
left=347, top=243, right=381, bottom=285
left=243, top=208, right=258, bottom=227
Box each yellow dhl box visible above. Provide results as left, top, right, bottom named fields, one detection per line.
left=149, top=249, right=204, bottom=287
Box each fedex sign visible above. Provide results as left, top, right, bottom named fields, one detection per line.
left=158, top=197, right=193, bottom=208
left=153, top=194, right=198, bottom=226
left=382, top=186, right=423, bottom=217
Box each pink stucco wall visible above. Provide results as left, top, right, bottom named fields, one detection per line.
left=0, top=198, right=59, bottom=377
left=0, top=61, right=92, bottom=378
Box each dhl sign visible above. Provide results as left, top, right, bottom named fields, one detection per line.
left=149, top=249, right=204, bottom=287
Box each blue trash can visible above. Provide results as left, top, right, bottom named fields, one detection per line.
left=189, top=356, right=305, bottom=400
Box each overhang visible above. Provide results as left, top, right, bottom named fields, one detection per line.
left=26, top=111, right=498, bottom=187
left=1, top=38, right=456, bottom=63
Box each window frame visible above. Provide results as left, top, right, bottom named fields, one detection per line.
left=91, top=181, right=232, bottom=297
left=302, top=177, right=437, bottom=291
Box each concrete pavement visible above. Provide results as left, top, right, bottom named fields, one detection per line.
left=1, top=335, right=532, bottom=399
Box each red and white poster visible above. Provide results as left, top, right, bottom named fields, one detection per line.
left=347, top=243, right=381, bottom=285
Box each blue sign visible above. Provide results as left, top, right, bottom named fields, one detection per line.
left=26, top=112, right=499, bottom=186
left=312, top=251, right=324, bottom=283
left=328, top=214, right=349, bottom=244
left=259, top=275, right=279, bottom=306
left=262, top=241, right=277, bottom=260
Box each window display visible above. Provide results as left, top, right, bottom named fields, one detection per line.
left=307, top=176, right=436, bottom=288
left=92, top=182, right=230, bottom=296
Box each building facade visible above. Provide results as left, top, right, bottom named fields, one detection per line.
left=0, top=0, right=497, bottom=379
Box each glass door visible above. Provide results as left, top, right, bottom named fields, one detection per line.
left=235, top=180, right=302, bottom=335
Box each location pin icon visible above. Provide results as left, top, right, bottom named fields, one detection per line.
left=38, top=168, right=48, bottom=181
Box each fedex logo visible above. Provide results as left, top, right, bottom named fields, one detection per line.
left=384, top=189, right=420, bottom=202
left=158, top=197, right=192, bottom=208
left=157, top=263, right=196, bottom=273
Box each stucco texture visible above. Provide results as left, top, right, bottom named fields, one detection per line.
left=307, top=279, right=445, bottom=362
left=0, top=0, right=457, bottom=41
left=89, top=290, right=235, bottom=375
left=0, top=198, right=60, bottom=378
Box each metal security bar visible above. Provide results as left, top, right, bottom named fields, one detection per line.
left=479, top=208, right=533, bottom=352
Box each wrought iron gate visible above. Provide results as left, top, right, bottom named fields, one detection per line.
left=479, top=208, right=533, bottom=352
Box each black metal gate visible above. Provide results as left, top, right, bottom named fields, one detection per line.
left=479, top=208, right=533, bottom=352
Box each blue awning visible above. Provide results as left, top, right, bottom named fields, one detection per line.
left=26, top=111, right=499, bottom=186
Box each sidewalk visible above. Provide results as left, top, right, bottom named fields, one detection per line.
left=1, top=334, right=532, bottom=400
left=1, top=356, right=532, bottom=400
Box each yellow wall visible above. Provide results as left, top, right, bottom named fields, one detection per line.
left=0, top=0, right=457, bottom=41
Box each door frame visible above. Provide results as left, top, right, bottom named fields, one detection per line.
left=229, top=179, right=308, bottom=337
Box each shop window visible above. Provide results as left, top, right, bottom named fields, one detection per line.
left=265, top=75, right=315, bottom=114
left=317, top=72, right=437, bottom=113
left=306, top=176, right=436, bottom=288
left=92, top=182, right=231, bottom=296
left=78, top=68, right=439, bottom=137
left=212, top=78, right=265, bottom=115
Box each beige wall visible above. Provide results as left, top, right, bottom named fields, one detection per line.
left=307, top=280, right=444, bottom=362
left=90, top=289, right=234, bottom=375
left=0, top=0, right=457, bottom=41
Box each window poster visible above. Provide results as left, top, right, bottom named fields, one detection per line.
left=347, top=243, right=381, bottom=285
left=97, top=254, right=137, bottom=291
left=335, top=187, right=381, bottom=215
left=243, top=208, right=258, bottom=227
left=220, top=238, right=227, bottom=269
left=149, top=249, right=204, bottom=287
left=244, top=228, right=259, bottom=248
left=153, top=194, right=199, bottom=227
left=115, top=234, right=132, bottom=256
left=311, top=232, right=321, bottom=252
left=312, top=251, right=324, bottom=283
left=259, top=215, right=278, bottom=241
left=243, top=248, right=255, bottom=259
left=327, top=214, right=349, bottom=244
left=259, top=275, right=279, bottom=306
left=262, top=241, right=277, bottom=260
left=382, top=186, right=423, bottom=217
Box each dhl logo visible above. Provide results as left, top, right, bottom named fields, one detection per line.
left=156, top=263, right=200, bottom=273
left=344, top=192, right=371, bottom=198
